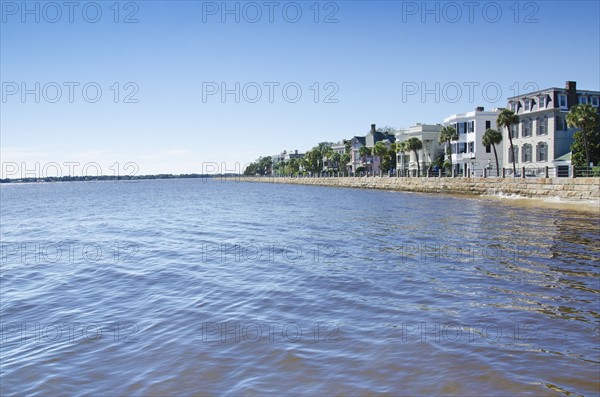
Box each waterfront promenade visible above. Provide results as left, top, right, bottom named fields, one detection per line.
left=234, top=175, right=600, bottom=204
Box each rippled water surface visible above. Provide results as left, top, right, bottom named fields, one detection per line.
left=1, top=179, right=599, bottom=396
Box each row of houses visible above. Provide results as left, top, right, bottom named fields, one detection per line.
left=272, top=81, right=599, bottom=176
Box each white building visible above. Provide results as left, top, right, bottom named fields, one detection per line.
left=442, top=107, right=503, bottom=176
left=331, top=141, right=346, bottom=155
left=395, top=124, right=443, bottom=176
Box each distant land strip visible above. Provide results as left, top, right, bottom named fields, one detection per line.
left=0, top=174, right=237, bottom=183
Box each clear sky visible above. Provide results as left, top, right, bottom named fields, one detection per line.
left=1, top=0, right=599, bottom=177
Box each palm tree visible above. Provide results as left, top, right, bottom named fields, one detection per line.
left=288, top=158, right=299, bottom=176
left=388, top=143, right=399, bottom=176
left=395, top=141, right=407, bottom=176
left=304, top=149, right=320, bottom=175
left=439, top=125, right=458, bottom=172
left=566, top=103, right=600, bottom=169
left=331, top=152, right=341, bottom=173
left=373, top=141, right=389, bottom=176
left=340, top=153, right=351, bottom=175
left=323, top=147, right=334, bottom=175
left=482, top=128, right=503, bottom=176
left=273, top=161, right=282, bottom=176
left=405, top=137, right=423, bottom=176
left=359, top=146, right=372, bottom=174
left=497, top=108, right=519, bottom=176
left=258, top=156, right=272, bottom=175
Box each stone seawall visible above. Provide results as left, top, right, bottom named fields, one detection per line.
left=233, top=176, right=600, bottom=202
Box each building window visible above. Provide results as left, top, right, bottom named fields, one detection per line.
left=592, top=97, right=599, bottom=107
left=523, top=120, right=532, bottom=137
left=510, top=124, right=518, bottom=139
left=468, top=141, right=474, bottom=153
left=524, top=99, right=531, bottom=111
left=522, top=144, right=532, bottom=162
left=537, top=142, right=548, bottom=162
left=579, top=96, right=588, bottom=104
left=509, top=146, right=519, bottom=163
left=458, top=142, right=467, bottom=154
left=458, top=123, right=466, bottom=134
left=539, top=96, right=546, bottom=109
left=555, top=116, right=566, bottom=131
left=468, top=121, right=474, bottom=133
left=510, top=102, right=517, bottom=111
left=485, top=120, right=491, bottom=130
left=537, top=117, right=547, bottom=135
left=559, top=94, right=567, bottom=108
left=486, top=144, right=491, bottom=153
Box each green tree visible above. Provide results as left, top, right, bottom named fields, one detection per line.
left=272, top=161, right=282, bottom=175
left=288, top=158, right=300, bottom=175
left=259, top=156, right=272, bottom=175
left=381, top=143, right=396, bottom=172
left=340, top=153, right=350, bottom=175
left=439, top=125, right=458, bottom=171
left=281, top=159, right=289, bottom=175
left=314, top=142, right=333, bottom=172
left=373, top=141, right=389, bottom=176
left=343, top=139, right=352, bottom=155
left=395, top=141, right=408, bottom=176
left=304, top=149, right=321, bottom=174
left=243, top=161, right=259, bottom=176
left=567, top=103, right=600, bottom=169
left=376, top=126, right=396, bottom=135
left=300, top=156, right=311, bottom=175
left=387, top=143, right=399, bottom=174
left=497, top=108, right=519, bottom=176
left=359, top=146, right=372, bottom=174
left=482, top=128, right=503, bottom=176
left=322, top=147, right=334, bottom=173
left=405, top=137, right=423, bottom=176
left=330, top=152, right=341, bottom=171
left=244, top=156, right=273, bottom=175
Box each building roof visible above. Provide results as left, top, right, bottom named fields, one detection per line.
left=352, top=136, right=366, bottom=145
left=507, top=87, right=600, bottom=101
left=373, top=131, right=396, bottom=143
left=443, top=109, right=502, bottom=123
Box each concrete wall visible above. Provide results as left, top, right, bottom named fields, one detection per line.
left=233, top=176, right=600, bottom=201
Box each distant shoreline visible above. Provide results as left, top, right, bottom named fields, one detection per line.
left=0, top=174, right=229, bottom=184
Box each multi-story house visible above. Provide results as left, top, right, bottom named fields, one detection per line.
left=273, top=150, right=303, bottom=163
left=350, top=124, right=395, bottom=174
left=395, top=124, right=443, bottom=176
left=442, top=107, right=503, bottom=176
left=349, top=136, right=367, bottom=173
left=504, top=81, right=600, bottom=176
left=365, top=124, right=395, bottom=175
left=331, top=142, right=346, bottom=155
left=271, top=152, right=285, bottom=167
left=284, top=150, right=304, bottom=161
left=272, top=150, right=304, bottom=174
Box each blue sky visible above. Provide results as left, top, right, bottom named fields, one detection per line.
left=1, top=0, right=599, bottom=176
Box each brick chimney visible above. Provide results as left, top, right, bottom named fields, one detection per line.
left=476, top=106, right=484, bottom=112
left=566, top=81, right=577, bottom=109
left=371, top=124, right=376, bottom=134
